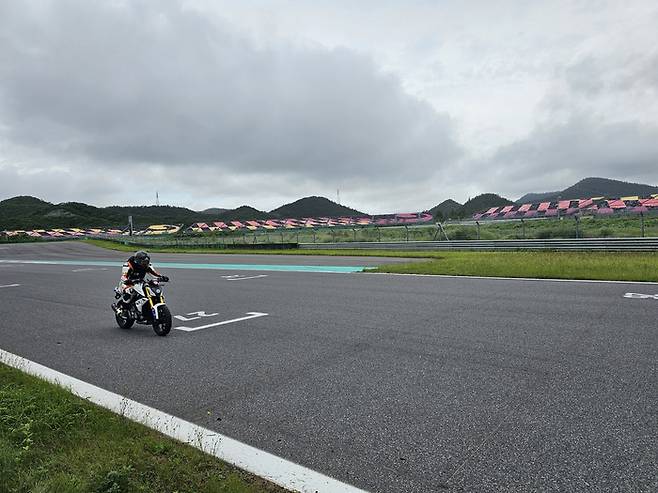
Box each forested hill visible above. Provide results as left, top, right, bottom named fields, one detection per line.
left=270, top=196, right=364, bottom=218
left=517, top=177, right=658, bottom=203
left=0, top=195, right=366, bottom=230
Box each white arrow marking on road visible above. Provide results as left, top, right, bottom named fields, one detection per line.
left=175, top=312, right=269, bottom=332
left=174, top=311, right=219, bottom=322
left=0, top=284, right=20, bottom=288
left=221, top=274, right=269, bottom=281
left=624, top=292, right=658, bottom=300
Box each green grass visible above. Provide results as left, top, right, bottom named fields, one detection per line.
left=369, top=251, right=658, bottom=282
left=0, top=363, right=286, bottom=493
left=84, top=238, right=437, bottom=257
left=86, top=238, right=658, bottom=282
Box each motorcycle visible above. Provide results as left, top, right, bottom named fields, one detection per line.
left=112, top=277, right=172, bottom=336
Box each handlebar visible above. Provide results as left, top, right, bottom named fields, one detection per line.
left=123, top=276, right=169, bottom=285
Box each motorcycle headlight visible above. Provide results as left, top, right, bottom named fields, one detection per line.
left=155, top=289, right=161, bottom=294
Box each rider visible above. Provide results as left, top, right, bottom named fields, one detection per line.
left=113, top=250, right=168, bottom=314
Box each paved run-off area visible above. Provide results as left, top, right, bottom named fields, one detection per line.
left=0, top=242, right=656, bottom=492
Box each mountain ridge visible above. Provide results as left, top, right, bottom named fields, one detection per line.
left=0, top=195, right=367, bottom=230
left=517, top=177, right=658, bottom=203
left=270, top=196, right=364, bottom=218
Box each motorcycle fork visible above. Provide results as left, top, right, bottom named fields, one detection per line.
left=145, top=286, right=157, bottom=319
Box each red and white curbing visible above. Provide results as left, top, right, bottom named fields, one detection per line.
left=0, top=348, right=368, bottom=493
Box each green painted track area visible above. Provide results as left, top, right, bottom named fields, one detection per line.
left=0, top=259, right=365, bottom=274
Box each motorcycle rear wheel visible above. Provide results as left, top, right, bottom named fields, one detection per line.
left=152, top=305, right=172, bottom=336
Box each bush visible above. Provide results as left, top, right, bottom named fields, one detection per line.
left=451, top=228, right=476, bottom=240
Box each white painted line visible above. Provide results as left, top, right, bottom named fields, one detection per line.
left=174, top=311, right=219, bottom=322
left=72, top=267, right=108, bottom=272
left=222, top=274, right=269, bottom=281
left=623, top=292, right=658, bottom=300
left=0, top=283, right=20, bottom=288
left=0, top=348, right=366, bottom=493
left=365, top=272, right=658, bottom=286
left=175, top=312, right=269, bottom=332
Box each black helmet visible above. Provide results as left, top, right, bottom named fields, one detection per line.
left=134, top=250, right=150, bottom=268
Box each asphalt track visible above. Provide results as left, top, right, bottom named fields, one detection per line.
left=0, top=242, right=656, bottom=492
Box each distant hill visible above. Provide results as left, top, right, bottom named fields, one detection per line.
left=459, top=194, right=514, bottom=217
left=199, top=207, right=228, bottom=216
left=429, top=199, right=462, bottom=220
left=215, top=206, right=270, bottom=221
left=270, top=196, right=364, bottom=218
left=517, top=177, right=658, bottom=203
left=0, top=194, right=363, bottom=230
left=515, top=191, right=560, bottom=204
left=0, top=196, right=206, bottom=230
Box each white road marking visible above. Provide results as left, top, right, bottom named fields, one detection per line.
left=366, top=271, right=658, bottom=285
left=623, top=292, right=658, bottom=300
left=0, top=284, right=20, bottom=288
left=175, top=312, right=269, bottom=332
left=72, top=267, right=108, bottom=272
left=0, top=348, right=366, bottom=493
left=222, top=274, right=269, bottom=281
left=174, top=311, right=219, bottom=322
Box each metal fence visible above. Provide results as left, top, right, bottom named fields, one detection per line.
left=299, top=237, right=658, bottom=252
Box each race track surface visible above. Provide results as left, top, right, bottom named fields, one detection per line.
left=0, top=242, right=656, bottom=492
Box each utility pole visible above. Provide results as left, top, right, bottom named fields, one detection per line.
left=128, top=216, right=133, bottom=236
left=156, top=191, right=160, bottom=207
left=336, top=189, right=341, bottom=205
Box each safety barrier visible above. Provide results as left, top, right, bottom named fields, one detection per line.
left=299, top=237, right=658, bottom=252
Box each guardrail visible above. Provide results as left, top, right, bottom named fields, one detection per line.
left=88, top=234, right=658, bottom=252
left=299, top=237, right=658, bottom=251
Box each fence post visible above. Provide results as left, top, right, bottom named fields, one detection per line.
left=377, top=227, right=381, bottom=242
left=575, top=215, right=580, bottom=239
left=476, top=221, right=481, bottom=240
left=280, top=231, right=284, bottom=244
left=405, top=225, right=409, bottom=242
left=313, top=229, right=316, bottom=243
left=641, top=212, right=645, bottom=237
left=296, top=230, right=300, bottom=243
left=353, top=228, right=357, bottom=242
left=332, top=229, right=336, bottom=243
left=521, top=219, right=525, bottom=239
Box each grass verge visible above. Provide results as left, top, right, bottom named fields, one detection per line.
left=369, top=251, right=658, bottom=282
left=84, top=238, right=436, bottom=258
left=86, top=239, right=658, bottom=282
left=0, top=363, right=285, bottom=493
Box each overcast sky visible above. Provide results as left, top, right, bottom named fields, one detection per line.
left=1, top=0, right=656, bottom=213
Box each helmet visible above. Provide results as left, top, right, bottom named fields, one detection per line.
left=134, top=250, right=150, bottom=268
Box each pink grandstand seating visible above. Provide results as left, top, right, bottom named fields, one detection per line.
left=608, top=200, right=626, bottom=209
left=469, top=194, right=658, bottom=221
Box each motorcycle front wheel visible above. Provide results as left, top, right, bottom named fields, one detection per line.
left=152, top=305, right=172, bottom=336
left=115, top=310, right=135, bottom=329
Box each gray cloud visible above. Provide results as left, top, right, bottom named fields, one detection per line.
left=474, top=41, right=658, bottom=200
left=0, top=0, right=461, bottom=189
left=485, top=117, right=658, bottom=197
left=1, top=1, right=657, bottom=213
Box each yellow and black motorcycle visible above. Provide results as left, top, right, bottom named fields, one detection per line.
left=112, top=277, right=172, bottom=336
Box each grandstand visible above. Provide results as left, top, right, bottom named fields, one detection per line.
left=2, top=212, right=434, bottom=238
left=473, top=195, right=658, bottom=221
left=187, top=212, right=433, bottom=233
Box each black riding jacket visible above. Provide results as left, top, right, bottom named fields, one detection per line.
left=121, top=256, right=160, bottom=284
